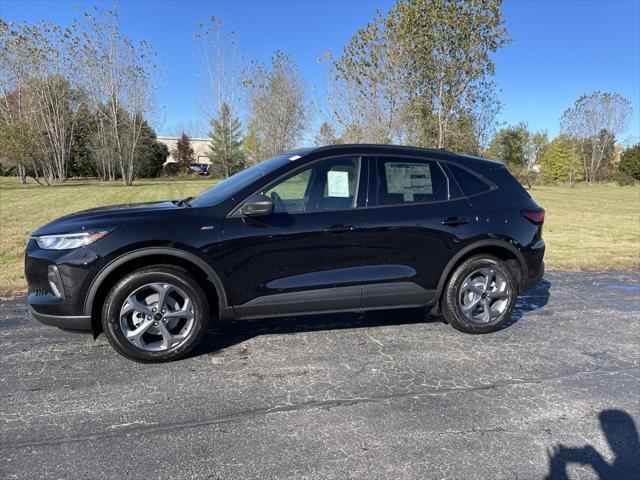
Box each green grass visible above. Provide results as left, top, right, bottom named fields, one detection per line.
left=528, top=184, right=640, bottom=270
left=0, top=177, right=639, bottom=292
left=0, top=176, right=216, bottom=292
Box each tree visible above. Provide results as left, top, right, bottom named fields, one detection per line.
left=244, top=51, right=306, bottom=159
left=171, top=133, right=195, bottom=174
left=618, top=144, right=640, bottom=181
left=79, top=8, right=158, bottom=185
left=330, top=10, right=408, bottom=144
left=0, top=20, right=83, bottom=181
left=242, top=122, right=260, bottom=165
left=136, top=121, right=169, bottom=178
left=487, top=122, right=546, bottom=187
left=207, top=102, right=245, bottom=177
left=560, top=92, right=633, bottom=182
left=394, top=0, right=510, bottom=149
left=0, top=118, right=51, bottom=184
left=314, top=122, right=341, bottom=146
left=69, top=103, right=97, bottom=177
left=540, top=135, right=583, bottom=185
left=195, top=16, right=243, bottom=131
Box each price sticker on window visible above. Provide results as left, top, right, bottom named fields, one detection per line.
left=327, top=170, right=350, bottom=197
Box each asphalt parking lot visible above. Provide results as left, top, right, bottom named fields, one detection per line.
left=1, top=270, right=639, bottom=480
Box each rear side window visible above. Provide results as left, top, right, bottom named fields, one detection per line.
left=376, top=158, right=452, bottom=205
left=447, top=164, right=491, bottom=197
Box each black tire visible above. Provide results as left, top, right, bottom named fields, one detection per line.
left=102, top=265, right=209, bottom=362
left=441, top=255, right=517, bottom=334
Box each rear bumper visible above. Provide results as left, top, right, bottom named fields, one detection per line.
left=520, top=261, right=544, bottom=293
left=29, top=306, right=92, bottom=331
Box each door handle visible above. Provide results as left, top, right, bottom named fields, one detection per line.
left=441, top=216, right=469, bottom=227
left=323, top=224, right=355, bottom=234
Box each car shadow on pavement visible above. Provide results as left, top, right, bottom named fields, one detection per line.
left=545, top=409, right=640, bottom=480
left=192, top=278, right=552, bottom=357
left=502, top=277, right=551, bottom=329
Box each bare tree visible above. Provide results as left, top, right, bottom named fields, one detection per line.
left=79, top=9, right=157, bottom=185
left=244, top=52, right=306, bottom=159
left=329, top=10, right=409, bottom=144
left=195, top=16, right=243, bottom=126
left=0, top=19, right=82, bottom=181
left=469, top=83, right=503, bottom=155
left=195, top=17, right=245, bottom=177
left=560, top=92, right=633, bottom=182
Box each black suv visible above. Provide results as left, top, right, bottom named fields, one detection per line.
left=26, top=145, right=545, bottom=362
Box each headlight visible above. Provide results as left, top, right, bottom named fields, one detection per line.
left=35, top=230, right=110, bottom=250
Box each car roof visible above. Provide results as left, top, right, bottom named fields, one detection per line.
left=306, top=144, right=503, bottom=171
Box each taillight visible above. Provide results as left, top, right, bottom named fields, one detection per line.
left=521, top=208, right=545, bottom=225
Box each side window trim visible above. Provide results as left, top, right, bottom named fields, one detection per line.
left=441, top=161, right=497, bottom=199
left=228, top=155, right=368, bottom=217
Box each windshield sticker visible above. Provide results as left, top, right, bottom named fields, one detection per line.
left=327, top=170, right=350, bottom=197
left=288, top=155, right=302, bottom=161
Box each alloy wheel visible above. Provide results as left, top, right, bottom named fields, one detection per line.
left=459, top=268, right=510, bottom=324
left=119, top=282, right=195, bottom=351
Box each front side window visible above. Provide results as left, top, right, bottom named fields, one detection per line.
left=376, top=158, right=451, bottom=205
left=263, top=157, right=361, bottom=213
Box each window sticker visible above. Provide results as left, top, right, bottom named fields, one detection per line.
left=385, top=162, right=432, bottom=201
left=327, top=170, right=350, bottom=197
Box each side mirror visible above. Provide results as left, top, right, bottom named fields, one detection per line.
left=240, top=194, right=274, bottom=217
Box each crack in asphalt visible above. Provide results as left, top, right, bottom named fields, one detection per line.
left=1, top=365, right=636, bottom=451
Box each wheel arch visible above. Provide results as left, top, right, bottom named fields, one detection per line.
left=84, top=248, right=227, bottom=335
left=433, top=240, right=528, bottom=313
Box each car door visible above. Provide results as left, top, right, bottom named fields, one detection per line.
left=362, top=155, right=478, bottom=308
left=222, top=156, right=368, bottom=317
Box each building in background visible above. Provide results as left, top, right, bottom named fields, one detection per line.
left=157, top=136, right=211, bottom=166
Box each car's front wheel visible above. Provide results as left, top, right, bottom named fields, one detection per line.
left=102, top=265, right=209, bottom=362
left=441, top=255, right=517, bottom=334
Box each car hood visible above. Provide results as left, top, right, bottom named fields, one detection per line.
left=31, top=200, right=182, bottom=236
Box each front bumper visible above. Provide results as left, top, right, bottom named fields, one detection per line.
left=25, top=238, right=104, bottom=330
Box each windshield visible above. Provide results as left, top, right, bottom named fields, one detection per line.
left=189, top=153, right=298, bottom=207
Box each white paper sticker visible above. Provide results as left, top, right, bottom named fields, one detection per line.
left=385, top=163, right=433, bottom=201
left=327, top=170, right=350, bottom=197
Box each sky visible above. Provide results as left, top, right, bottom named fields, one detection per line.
left=1, top=0, right=639, bottom=142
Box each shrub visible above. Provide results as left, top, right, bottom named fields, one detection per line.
left=162, top=162, right=180, bottom=176
left=0, top=165, right=16, bottom=176
left=610, top=172, right=637, bottom=186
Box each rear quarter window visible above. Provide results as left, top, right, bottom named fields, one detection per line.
left=447, top=164, right=492, bottom=197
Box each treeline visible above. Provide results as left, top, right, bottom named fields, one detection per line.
left=1, top=1, right=637, bottom=186
left=0, top=10, right=166, bottom=185
left=201, top=1, right=637, bottom=185
left=484, top=93, right=637, bottom=186
left=200, top=0, right=511, bottom=178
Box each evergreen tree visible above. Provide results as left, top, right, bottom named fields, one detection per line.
left=207, top=102, right=245, bottom=177
left=618, top=144, right=640, bottom=181
left=69, top=104, right=98, bottom=178
left=171, top=133, right=195, bottom=174
left=242, top=122, right=260, bottom=165
left=136, top=121, right=169, bottom=178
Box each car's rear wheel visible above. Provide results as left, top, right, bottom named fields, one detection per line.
left=102, top=265, right=208, bottom=362
left=441, top=255, right=517, bottom=334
